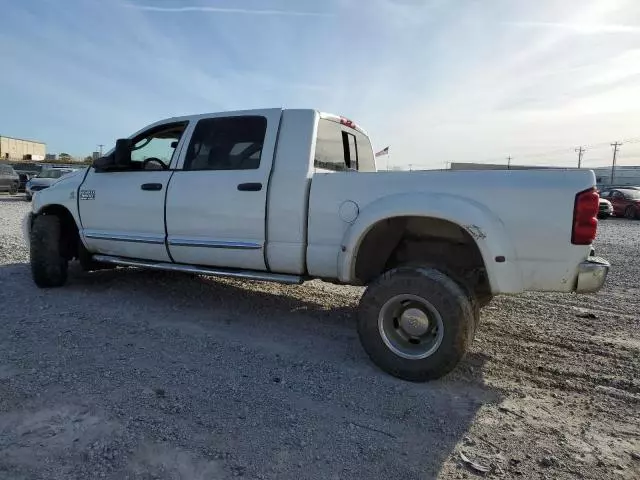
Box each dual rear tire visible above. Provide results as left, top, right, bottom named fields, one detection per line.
left=358, top=267, right=476, bottom=382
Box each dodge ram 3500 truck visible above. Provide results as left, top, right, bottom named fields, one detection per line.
left=24, top=108, right=610, bottom=382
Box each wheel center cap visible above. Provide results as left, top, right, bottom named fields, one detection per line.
left=399, top=308, right=430, bottom=336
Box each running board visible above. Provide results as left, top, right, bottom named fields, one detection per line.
left=92, top=255, right=304, bottom=285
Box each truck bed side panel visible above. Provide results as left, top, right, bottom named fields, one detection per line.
left=307, top=169, right=596, bottom=293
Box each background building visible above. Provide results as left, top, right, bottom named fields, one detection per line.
left=592, top=166, right=640, bottom=187
left=0, top=135, right=46, bottom=161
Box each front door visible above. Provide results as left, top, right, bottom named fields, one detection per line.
left=79, top=121, right=188, bottom=261
left=165, top=109, right=281, bottom=270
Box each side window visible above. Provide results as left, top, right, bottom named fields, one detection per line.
left=354, top=130, right=375, bottom=172
left=130, top=123, right=187, bottom=169
left=342, top=131, right=358, bottom=170
left=314, top=119, right=376, bottom=172
left=315, top=120, right=348, bottom=171
left=611, top=191, right=622, bottom=199
left=184, top=116, right=266, bottom=171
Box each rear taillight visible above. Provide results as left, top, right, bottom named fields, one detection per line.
left=572, top=188, right=599, bottom=245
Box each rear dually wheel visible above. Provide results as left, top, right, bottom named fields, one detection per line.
left=358, top=267, right=476, bottom=382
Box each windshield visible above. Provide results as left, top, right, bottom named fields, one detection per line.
left=622, top=190, right=640, bottom=200
left=37, top=169, right=71, bottom=179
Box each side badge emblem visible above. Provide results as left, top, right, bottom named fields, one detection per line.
left=79, top=189, right=95, bottom=200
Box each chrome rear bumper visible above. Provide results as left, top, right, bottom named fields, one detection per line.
left=576, top=256, right=610, bottom=293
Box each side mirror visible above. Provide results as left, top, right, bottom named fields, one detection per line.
left=92, top=155, right=114, bottom=171
left=114, top=138, right=132, bottom=166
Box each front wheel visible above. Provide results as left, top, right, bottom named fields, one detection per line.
left=358, top=267, right=475, bottom=382
left=30, top=215, right=68, bottom=288
left=8, top=183, right=18, bottom=195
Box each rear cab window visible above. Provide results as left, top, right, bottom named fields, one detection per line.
left=314, top=116, right=375, bottom=173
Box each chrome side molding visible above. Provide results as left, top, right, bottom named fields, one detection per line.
left=167, top=238, right=263, bottom=250
left=91, top=254, right=304, bottom=285
left=83, top=230, right=165, bottom=245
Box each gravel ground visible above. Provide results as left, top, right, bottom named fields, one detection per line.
left=0, top=195, right=638, bottom=480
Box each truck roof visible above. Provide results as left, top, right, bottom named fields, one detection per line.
left=144, top=109, right=369, bottom=137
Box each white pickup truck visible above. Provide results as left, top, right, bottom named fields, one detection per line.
left=24, top=108, right=609, bottom=381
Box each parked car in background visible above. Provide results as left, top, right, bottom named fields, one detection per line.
left=25, top=168, right=76, bottom=201
left=0, top=164, right=20, bottom=195
left=17, top=173, right=32, bottom=192
left=11, top=164, right=41, bottom=192
left=599, top=188, right=640, bottom=219
left=598, top=198, right=613, bottom=219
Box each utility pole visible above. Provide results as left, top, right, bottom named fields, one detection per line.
left=610, top=142, right=622, bottom=185
left=98, top=144, right=104, bottom=157
left=575, top=146, right=585, bottom=168
left=507, top=156, right=512, bottom=170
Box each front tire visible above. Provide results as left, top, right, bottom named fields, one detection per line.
left=30, top=215, right=68, bottom=288
left=9, top=183, right=18, bottom=195
left=358, top=267, right=475, bottom=382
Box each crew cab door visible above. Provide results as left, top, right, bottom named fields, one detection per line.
left=78, top=121, right=189, bottom=261
left=165, top=109, right=281, bottom=270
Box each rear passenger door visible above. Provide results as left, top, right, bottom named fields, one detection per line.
left=165, top=109, right=281, bottom=271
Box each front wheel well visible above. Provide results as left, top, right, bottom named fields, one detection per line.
left=36, top=205, right=80, bottom=261
left=353, top=216, right=491, bottom=300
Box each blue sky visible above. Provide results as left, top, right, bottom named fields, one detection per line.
left=1, top=0, right=640, bottom=168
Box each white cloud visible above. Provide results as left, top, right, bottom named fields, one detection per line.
left=508, top=21, right=640, bottom=35
left=123, top=4, right=331, bottom=17
left=364, top=0, right=640, bottom=169
left=2, top=0, right=639, bottom=166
